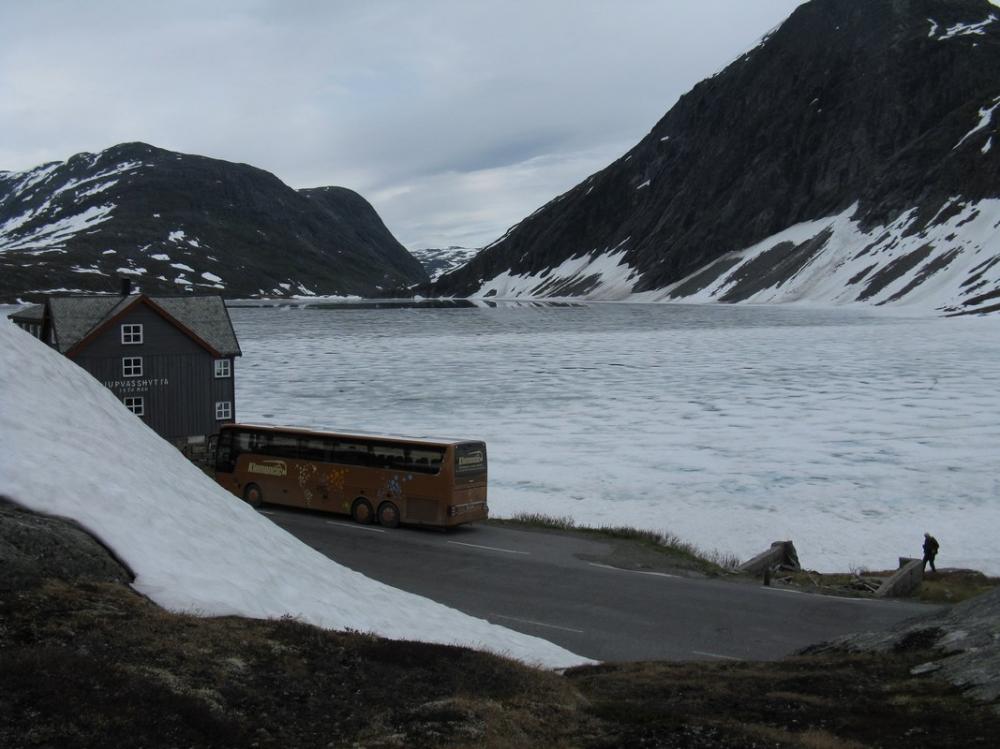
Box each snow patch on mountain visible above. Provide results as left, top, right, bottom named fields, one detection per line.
left=74, top=180, right=118, bottom=200
left=1, top=203, right=115, bottom=253
left=645, top=199, right=1000, bottom=314
left=954, top=95, right=1000, bottom=149
left=410, top=246, right=481, bottom=281
left=0, top=158, right=146, bottom=256
left=0, top=321, right=591, bottom=670
left=0, top=199, right=54, bottom=237
left=466, top=198, right=1000, bottom=315
left=2, top=159, right=140, bottom=207
left=48, top=163, right=140, bottom=202
left=1, top=162, right=61, bottom=195
left=473, top=244, right=640, bottom=300
left=932, top=13, right=998, bottom=40
left=70, top=265, right=107, bottom=276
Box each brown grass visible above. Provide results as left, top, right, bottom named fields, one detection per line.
left=491, top=512, right=741, bottom=573
left=3, top=576, right=999, bottom=748
left=777, top=567, right=1000, bottom=602
left=918, top=569, right=1000, bottom=603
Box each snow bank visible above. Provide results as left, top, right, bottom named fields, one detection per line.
left=0, top=321, right=591, bottom=669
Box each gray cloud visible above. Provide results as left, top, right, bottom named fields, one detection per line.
left=2, top=0, right=811, bottom=249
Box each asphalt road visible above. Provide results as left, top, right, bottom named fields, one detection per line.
left=262, top=507, right=939, bottom=663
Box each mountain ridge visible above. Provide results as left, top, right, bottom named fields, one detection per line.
left=0, top=142, right=428, bottom=301
left=428, top=0, right=1000, bottom=314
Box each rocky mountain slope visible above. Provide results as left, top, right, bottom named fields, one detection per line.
left=429, top=0, right=1000, bottom=315
left=0, top=142, right=428, bottom=301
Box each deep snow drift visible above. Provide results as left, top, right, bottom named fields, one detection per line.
left=0, top=320, right=590, bottom=670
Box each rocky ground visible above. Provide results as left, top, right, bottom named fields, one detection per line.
left=2, top=500, right=998, bottom=748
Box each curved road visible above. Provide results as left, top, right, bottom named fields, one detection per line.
left=263, top=507, right=938, bottom=663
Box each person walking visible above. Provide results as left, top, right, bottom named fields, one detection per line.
left=922, top=532, right=940, bottom=573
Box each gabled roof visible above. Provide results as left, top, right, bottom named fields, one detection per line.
left=144, top=296, right=242, bottom=358
left=46, top=296, right=127, bottom=353
left=7, top=304, right=44, bottom=322
left=41, top=294, right=241, bottom=357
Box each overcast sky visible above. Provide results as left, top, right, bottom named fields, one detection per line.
left=1, top=1, right=807, bottom=249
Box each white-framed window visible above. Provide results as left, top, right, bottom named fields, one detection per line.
left=122, top=356, right=143, bottom=377
left=214, top=359, right=231, bottom=378
left=124, top=396, right=145, bottom=416
left=121, top=323, right=143, bottom=345
left=215, top=401, right=233, bottom=420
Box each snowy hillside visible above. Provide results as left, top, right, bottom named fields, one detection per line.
left=0, top=157, right=138, bottom=254
left=649, top=199, right=1000, bottom=311
left=430, top=0, right=1000, bottom=315
left=0, top=142, right=428, bottom=301
left=0, top=320, right=589, bottom=670
left=470, top=199, right=1000, bottom=314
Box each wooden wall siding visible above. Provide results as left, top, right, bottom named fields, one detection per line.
left=73, top=306, right=235, bottom=440
left=77, top=304, right=210, bottom=358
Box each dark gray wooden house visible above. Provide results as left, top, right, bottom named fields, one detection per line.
left=8, top=292, right=241, bottom=448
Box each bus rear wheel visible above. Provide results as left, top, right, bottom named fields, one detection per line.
left=351, top=498, right=373, bottom=524
left=243, top=483, right=263, bottom=508
left=378, top=501, right=400, bottom=529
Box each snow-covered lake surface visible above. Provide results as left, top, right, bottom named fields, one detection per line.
left=232, top=302, right=1000, bottom=575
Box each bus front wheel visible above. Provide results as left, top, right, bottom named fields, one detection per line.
left=243, top=483, right=263, bottom=508
left=351, top=498, right=373, bottom=524
left=378, top=501, right=400, bottom=529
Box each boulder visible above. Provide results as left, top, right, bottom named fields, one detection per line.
left=0, top=497, right=133, bottom=589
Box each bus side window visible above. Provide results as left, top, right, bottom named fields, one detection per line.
left=407, top=447, right=444, bottom=474
left=248, top=432, right=269, bottom=454
left=371, top=443, right=405, bottom=469
left=235, top=431, right=252, bottom=454
left=215, top=430, right=235, bottom=472
left=299, top=437, right=329, bottom=462
left=271, top=434, right=298, bottom=459
left=331, top=439, right=369, bottom=467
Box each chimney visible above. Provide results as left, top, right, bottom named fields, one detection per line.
left=120, top=277, right=132, bottom=296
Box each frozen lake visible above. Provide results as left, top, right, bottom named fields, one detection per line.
left=231, top=302, right=1000, bottom=575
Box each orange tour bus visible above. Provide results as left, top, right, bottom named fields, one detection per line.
left=214, top=423, right=488, bottom=528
